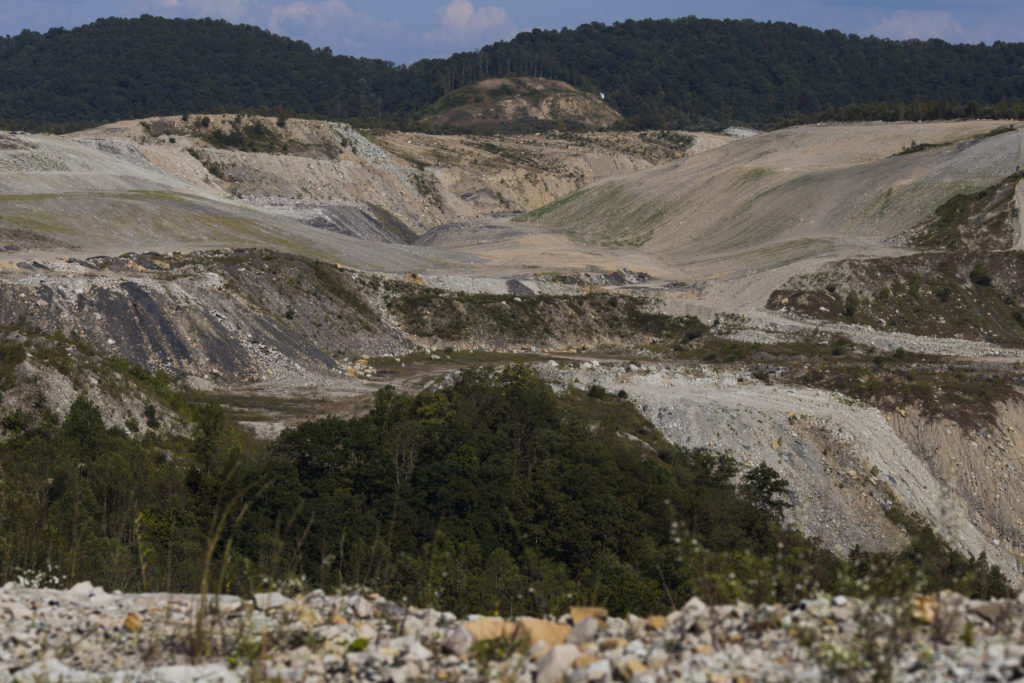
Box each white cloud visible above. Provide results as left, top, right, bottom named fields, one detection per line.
left=424, top=0, right=513, bottom=44
left=868, top=10, right=964, bottom=40
left=268, top=0, right=400, bottom=53
left=269, top=0, right=353, bottom=33
left=866, top=9, right=1013, bottom=44
left=129, top=0, right=258, bottom=23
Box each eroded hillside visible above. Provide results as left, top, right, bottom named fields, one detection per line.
left=66, top=115, right=723, bottom=239
left=5, top=117, right=1024, bottom=591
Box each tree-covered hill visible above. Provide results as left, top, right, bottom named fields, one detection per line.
left=0, top=356, right=1010, bottom=614
left=0, top=15, right=434, bottom=129
left=3, top=14, right=1024, bottom=130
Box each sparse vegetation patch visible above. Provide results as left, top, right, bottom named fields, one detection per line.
left=769, top=251, right=1024, bottom=347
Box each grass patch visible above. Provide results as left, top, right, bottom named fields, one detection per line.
left=385, top=285, right=706, bottom=348
left=907, top=171, right=1022, bottom=250
left=513, top=188, right=588, bottom=222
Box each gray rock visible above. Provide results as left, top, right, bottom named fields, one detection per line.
left=567, top=616, right=600, bottom=644
left=970, top=600, right=1009, bottom=623
left=352, top=595, right=374, bottom=619
left=149, top=664, right=244, bottom=682
left=399, top=614, right=426, bottom=636
left=586, top=658, right=612, bottom=681
left=441, top=625, right=473, bottom=655
left=253, top=591, right=291, bottom=610
left=405, top=641, right=433, bottom=661
left=68, top=580, right=95, bottom=597
left=536, top=644, right=580, bottom=683
left=3, top=602, right=31, bottom=620
left=682, top=596, right=708, bottom=618
left=631, top=672, right=658, bottom=683
left=380, top=600, right=406, bottom=619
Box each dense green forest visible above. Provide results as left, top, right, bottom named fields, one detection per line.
left=3, top=15, right=1024, bottom=131
left=0, top=360, right=1008, bottom=614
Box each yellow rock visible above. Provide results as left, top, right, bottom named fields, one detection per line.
left=463, top=617, right=517, bottom=643
left=912, top=594, right=937, bottom=624
left=898, top=408, right=908, bottom=417
left=570, top=606, right=609, bottom=625
left=646, top=615, right=667, bottom=631
left=599, top=637, right=628, bottom=651
left=694, top=644, right=713, bottom=656
left=573, top=654, right=600, bottom=669
left=123, top=613, right=143, bottom=632
left=616, top=658, right=646, bottom=680
left=770, top=439, right=781, bottom=450
left=436, top=671, right=450, bottom=680
left=331, top=615, right=347, bottom=625
left=516, top=617, right=571, bottom=646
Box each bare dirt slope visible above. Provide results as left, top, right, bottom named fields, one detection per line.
left=517, top=121, right=1024, bottom=282
left=0, top=130, right=464, bottom=272
left=67, top=115, right=724, bottom=237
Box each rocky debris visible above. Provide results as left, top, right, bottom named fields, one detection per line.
left=330, top=124, right=392, bottom=165
left=740, top=308, right=1024, bottom=359
left=4, top=582, right=1024, bottom=681
left=552, top=269, right=651, bottom=288
left=246, top=197, right=417, bottom=244
left=63, top=116, right=720, bottom=237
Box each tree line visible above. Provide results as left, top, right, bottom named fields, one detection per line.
left=2, top=15, right=1024, bottom=131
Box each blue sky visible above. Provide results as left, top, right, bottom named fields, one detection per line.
left=2, top=0, right=1023, bottom=63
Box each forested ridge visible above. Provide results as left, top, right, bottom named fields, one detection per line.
left=3, top=15, right=1024, bottom=131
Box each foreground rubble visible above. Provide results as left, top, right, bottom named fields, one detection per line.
left=4, top=581, right=1024, bottom=681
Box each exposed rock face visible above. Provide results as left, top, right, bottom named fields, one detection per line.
left=0, top=252, right=407, bottom=382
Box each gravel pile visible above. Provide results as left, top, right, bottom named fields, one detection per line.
left=4, top=581, right=1024, bottom=681
left=330, top=125, right=391, bottom=165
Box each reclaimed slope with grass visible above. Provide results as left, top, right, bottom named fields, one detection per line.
left=0, top=131, right=459, bottom=272
left=519, top=121, right=1024, bottom=276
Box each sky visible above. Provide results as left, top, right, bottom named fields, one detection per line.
left=2, top=0, right=1023, bottom=64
